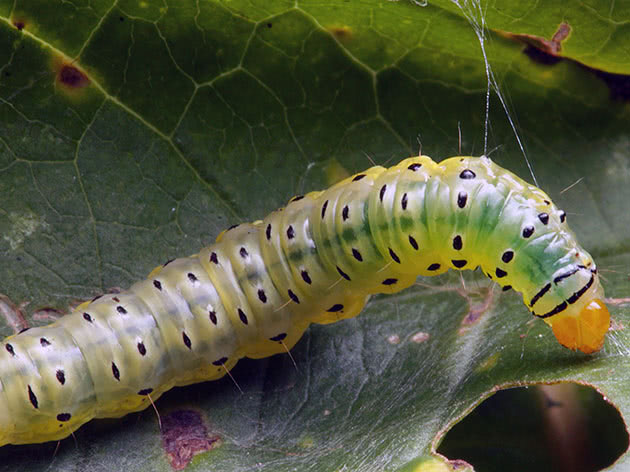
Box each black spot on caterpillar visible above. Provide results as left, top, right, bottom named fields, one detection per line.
left=0, top=155, right=609, bottom=446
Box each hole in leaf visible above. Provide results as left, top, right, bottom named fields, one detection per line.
left=437, top=383, right=628, bottom=472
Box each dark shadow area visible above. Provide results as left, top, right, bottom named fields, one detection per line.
left=437, top=383, right=628, bottom=472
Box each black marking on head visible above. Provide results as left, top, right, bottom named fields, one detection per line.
left=270, top=333, right=287, bottom=342
left=501, top=250, right=514, bottom=263
left=91, top=294, right=103, bottom=302
left=486, top=272, right=493, bottom=279
left=327, top=304, right=344, bottom=312
left=408, top=235, right=419, bottom=250
left=287, top=225, right=295, bottom=240
left=18, top=327, right=30, bottom=334
left=408, top=163, right=422, bottom=171
left=210, top=252, right=219, bottom=264
left=536, top=301, right=568, bottom=318
left=153, top=280, right=162, bottom=290
left=554, top=266, right=586, bottom=284
left=28, top=385, right=38, bottom=408
left=238, top=308, right=248, bottom=324
left=352, top=248, right=363, bottom=262
left=353, top=174, right=366, bottom=181
left=382, top=278, right=398, bottom=285
left=112, top=297, right=120, bottom=303
left=567, top=274, right=595, bottom=304
left=342, top=205, right=349, bottom=221
left=530, top=283, right=551, bottom=307
left=502, top=285, right=512, bottom=292
left=209, top=310, right=218, bottom=325
left=401, top=193, right=408, bottom=210
left=137, top=342, right=147, bottom=356
left=288, top=289, right=300, bottom=304
left=495, top=268, right=508, bottom=278
left=188, top=272, right=198, bottom=283
left=389, top=248, right=401, bottom=264
left=138, top=388, right=153, bottom=396
left=460, top=169, right=476, bottom=179
left=57, top=413, right=71, bottom=422
left=112, top=362, right=120, bottom=381
left=227, top=224, right=239, bottom=231
left=428, top=263, right=441, bottom=271
left=56, top=370, right=65, bottom=385
left=522, top=226, right=535, bottom=238
left=266, top=224, right=272, bottom=240
left=457, top=191, right=468, bottom=208
left=453, top=235, right=463, bottom=250
left=559, top=211, right=566, bottom=223
left=163, top=258, right=174, bottom=266
left=258, top=289, right=267, bottom=303
left=291, top=195, right=304, bottom=202
left=452, top=259, right=467, bottom=268
left=379, top=185, right=387, bottom=202
left=239, top=247, right=248, bottom=258
left=212, top=357, right=228, bottom=366
left=544, top=200, right=551, bottom=205
left=40, top=338, right=51, bottom=347
left=182, top=332, right=192, bottom=350
left=538, top=213, right=549, bottom=225
left=301, top=270, right=312, bottom=284
left=337, top=266, right=351, bottom=281
left=117, top=306, right=127, bottom=314
left=321, top=200, right=329, bottom=219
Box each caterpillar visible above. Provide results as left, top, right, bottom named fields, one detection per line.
left=0, top=155, right=609, bottom=446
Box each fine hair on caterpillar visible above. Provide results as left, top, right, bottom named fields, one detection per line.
left=0, top=155, right=610, bottom=446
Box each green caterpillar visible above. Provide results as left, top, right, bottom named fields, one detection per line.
left=0, top=155, right=609, bottom=446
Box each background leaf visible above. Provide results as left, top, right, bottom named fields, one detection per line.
left=0, top=1, right=628, bottom=471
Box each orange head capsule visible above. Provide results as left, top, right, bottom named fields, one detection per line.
left=549, top=299, right=610, bottom=354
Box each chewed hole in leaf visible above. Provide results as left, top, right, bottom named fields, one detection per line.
left=437, top=383, right=628, bottom=472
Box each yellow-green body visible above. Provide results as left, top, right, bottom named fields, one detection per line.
left=0, top=156, right=606, bottom=445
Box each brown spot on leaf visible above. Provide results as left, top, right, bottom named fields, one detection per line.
left=0, top=294, right=29, bottom=334
left=502, top=22, right=570, bottom=63
left=162, top=410, right=221, bottom=471
left=460, top=286, right=495, bottom=329
left=501, top=23, right=629, bottom=100
left=58, top=65, right=89, bottom=88
left=328, top=25, right=352, bottom=41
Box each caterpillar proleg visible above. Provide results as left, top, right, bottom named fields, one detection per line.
left=0, top=155, right=609, bottom=446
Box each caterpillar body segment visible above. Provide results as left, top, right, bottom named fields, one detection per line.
left=0, top=155, right=609, bottom=446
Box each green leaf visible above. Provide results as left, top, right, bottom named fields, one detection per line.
left=0, top=1, right=628, bottom=471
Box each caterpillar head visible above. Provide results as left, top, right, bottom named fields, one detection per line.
left=544, top=272, right=610, bottom=354
left=548, top=298, right=609, bottom=354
